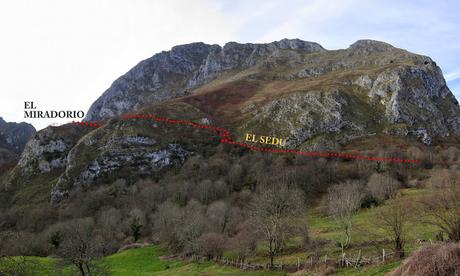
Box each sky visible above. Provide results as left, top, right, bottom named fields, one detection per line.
left=0, top=0, right=459, bottom=130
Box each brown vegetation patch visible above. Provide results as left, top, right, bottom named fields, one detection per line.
left=180, top=80, right=260, bottom=122
left=389, top=243, right=460, bottom=276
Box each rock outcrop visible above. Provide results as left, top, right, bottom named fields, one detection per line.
left=0, top=117, right=35, bottom=169
left=85, top=39, right=325, bottom=121
left=5, top=39, right=460, bottom=204
left=0, top=117, right=36, bottom=154
left=15, top=124, right=92, bottom=175
left=85, top=39, right=459, bottom=145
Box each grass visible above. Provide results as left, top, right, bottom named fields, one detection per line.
left=103, top=246, right=183, bottom=275
left=333, top=261, right=401, bottom=275
left=244, top=187, right=438, bottom=275
left=1, top=246, right=284, bottom=276
left=9, top=168, right=62, bottom=206
left=0, top=256, right=58, bottom=276
left=105, top=245, right=283, bottom=276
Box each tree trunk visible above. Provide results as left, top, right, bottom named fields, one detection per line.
left=344, top=221, right=352, bottom=248
left=78, top=262, right=86, bottom=276
left=395, top=236, right=404, bottom=259
left=85, top=263, right=92, bottom=276
left=269, top=240, right=274, bottom=269
left=270, top=253, right=274, bottom=269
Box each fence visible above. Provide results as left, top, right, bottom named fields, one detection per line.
left=188, top=248, right=400, bottom=273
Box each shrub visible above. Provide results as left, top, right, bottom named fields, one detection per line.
left=229, top=222, right=258, bottom=261
left=1, top=231, right=50, bottom=256
left=196, top=233, right=226, bottom=259
left=389, top=243, right=460, bottom=276
left=427, top=169, right=458, bottom=189
left=366, top=173, right=400, bottom=204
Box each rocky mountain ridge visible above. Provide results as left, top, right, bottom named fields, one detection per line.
left=85, top=39, right=326, bottom=121
left=0, top=117, right=36, bottom=169
left=0, top=117, right=36, bottom=154
left=3, top=38, right=460, bottom=204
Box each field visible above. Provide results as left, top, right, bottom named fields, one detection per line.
left=1, top=246, right=284, bottom=276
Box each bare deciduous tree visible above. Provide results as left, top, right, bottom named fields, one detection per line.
left=196, top=233, right=226, bottom=260
left=155, top=201, right=183, bottom=251
left=325, top=181, right=364, bottom=248
left=229, top=221, right=258, bottom=262
left=250, top=182, right=305, bottom=268
left=376, top=198, right=413, bottom=258
left=366, top=173, right=400, bottom=203
left=154, top=200, right=207, bottom=253
left=228, top=163, right=243, bottom=191
left=206, top=200, right=231, bottom=234
left=421, top=181, right=460, bottom=241
left=56, top=218, right=108, bottom=276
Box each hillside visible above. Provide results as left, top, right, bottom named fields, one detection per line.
left=85, top=39, right=459, bottom=147
left=0, top=117, right=35, bottom=175
left=2, top=39, right=457, bottom=203
left=1, top=39, right=459, bottom=275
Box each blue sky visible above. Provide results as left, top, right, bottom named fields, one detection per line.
left=218, top=0, right=460, bottom=100
left=1, top=0, right=459, bottom=129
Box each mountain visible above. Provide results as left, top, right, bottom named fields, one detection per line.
left=85, top=39, right=459, bottom=146
left=3, top=39, right=460, bottom=204
left=85, top=39, right=325, bottom=121
left=0, top=117, right=36, bottom=154
left=0, top=118, right=35, bottom=171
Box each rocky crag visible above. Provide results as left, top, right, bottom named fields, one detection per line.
left=4, top=39, right=460, bottom=204
left=86, top=39, right=459, bottom=146
left=0, top=117, right=35, bottom=168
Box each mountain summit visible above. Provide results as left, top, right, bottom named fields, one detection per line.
left=4, top=39, right=459, bottom=204
left=85, top=39, right=459, bottom=146
left=85, top=39, right=326, bottom=121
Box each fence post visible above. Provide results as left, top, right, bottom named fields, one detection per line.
left=297, top=257, right=300, bottom=270
left=355, top=250, right=361, bottom=268
left=382, top=249, right=385, bottom=263
left=324, top=254, right=328, bottom=263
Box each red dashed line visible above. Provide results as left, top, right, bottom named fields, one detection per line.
left=72, top=114, right=421, bottom=164
left=72, top=121, right=101, bottom=128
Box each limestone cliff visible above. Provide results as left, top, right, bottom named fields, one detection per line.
left=5, top=39, right=460, bottom=204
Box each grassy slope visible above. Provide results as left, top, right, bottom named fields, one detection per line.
left=236, top=188, right=436, bottom=275
left=7, top=246, right=283, bottom=276
left=105, top=246, right=283, bottom=276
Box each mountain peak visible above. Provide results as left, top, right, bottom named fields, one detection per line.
left=348, top=39, right=396, bottom=53
left=222, top=38, right=326, bottom=52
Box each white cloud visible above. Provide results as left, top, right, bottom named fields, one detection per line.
left=445, top=71, right=460, bottom=81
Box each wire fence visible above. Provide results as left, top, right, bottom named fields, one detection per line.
left=188, top=247, right=403, bottom=273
